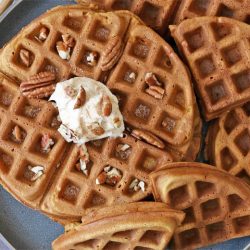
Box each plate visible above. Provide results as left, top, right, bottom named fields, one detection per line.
left=0, top=1, right=249, bottom=249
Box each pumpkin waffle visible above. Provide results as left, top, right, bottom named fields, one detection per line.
left=52, top=202, right=185, bottom=250
left=0, top=5, right=197, bottom=157
left=206, top=102, right=250, bottom=184
left=0, top=72, right=174, bottom=222
left=76, top=0, right=177, bottom=35
left=150, top=162, right=250, bottom=249
left=173, top=0, right=250, bottom=25
left=170, top=16, right=250, bottom=121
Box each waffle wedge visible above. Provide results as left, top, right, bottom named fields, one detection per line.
left=77, top=0, right=177, bottom=35
left=0, top=5, right=198, bottom=158
left=174, top=0, right=250, bottom=25
left=150, top=162, right=250, bottom=249
left=170, top=16, right=250, bottom=121
left=206, top=102, right=250, bottom=184
left=52, top=202, right=185, bottom=250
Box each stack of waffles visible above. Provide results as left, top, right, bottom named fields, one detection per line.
left=0, top=1, right=250, bottom=250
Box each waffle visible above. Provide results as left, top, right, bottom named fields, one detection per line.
left=173, top=0, right=250, bottom=25
left=0, top=5, right=197, bottom=157
left=76, top=0, right=177, bottom=35
left=206, top=102, right=250, bottom=184
left=170, top=16, right=250, bottom=121
left=150, top=162, right=250, bottom=249
left=52, top=202, right=185, bottom=250
left=0, top=71, right=175, bottom=222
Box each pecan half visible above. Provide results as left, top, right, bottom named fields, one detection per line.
left=101, top=36, right=124, bottom=71
left=20, top=71, right=56, bottom=99
left=74, top=87, right=86, bottom=109
left=97, top=95, right=112, bottom=116
left=20, top=49, right=32, bottom=67
left=145, top=72, right=162, bottom=86
left=145, top=85, right=165, bottom=99
left=131, top=129, right=165, bottom=149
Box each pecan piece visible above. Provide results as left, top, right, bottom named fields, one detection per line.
left=85, top=51, right=99, bottom=66
left=56, top=41, right=71, bottom=60
left=88, top=123, right=105, bottom=136
left=74, top=87, right=86, bottom=109
left=131, top=129, right=165, bottom=149
left=129, top=178, right=146, bottom=192
left=20, top=49, right=32, bottom=67
left=12, top=125, right=23, bottom=142
left=38, top=27, right=49, bottom=41
left=62, top=34, right=75, bottom=48
left=96, top=166, right=122, bottom=186
left=41, top=134, right=54, bottom=153
left=145, top=72, right=162, bottom=86
left=97, top=95, right=112, bottom=116
left=20, top=71, right=56, bottom=99
left=145, top=85, right=165, bottom=99
left=101, top=36, right=124, bottom=71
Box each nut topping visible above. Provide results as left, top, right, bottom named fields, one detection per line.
left=38, top=27, right=49, bottom=41
left=88, top=122, right=105, bottom=136
left=27, top=165, right=44, bottom=182
left=62, top=34, right=75, bottom=48
left=113, top=117, right=121, bottom=128
left=86, top=51, right=99, bottom=66
left=96, top=166, right=122, bottom=186
left=56, top=41, right=71, bottom=60
left=20, top=49, right=32, bottom=67
left=74, top=87, right=86, bottom=109
left=129, top=179, right=146, bottom=192
left=12, top=125, right=23, bottom=142
left=75, top=145, right=90, bottom=176
left=131, top=129, right=165, bottom=149
left=41, top=134, right=54, bottom=153
left=145, top=72, right=162, bottom=86
left=115, top=143, right=131, bottom=160
left=64, top=86, right=77, bottom=97
left=97, top=95, right=112, bottom=116
left=20, top=71, right=56, bottom=99
left=101, top=36, right=124, bottom=71
left=145, top=85, right=165, bottom=99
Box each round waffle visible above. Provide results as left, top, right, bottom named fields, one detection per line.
left=52, top=202, right=185, bottom=250
left=0, top=5, right=198, bottom=158
left=206, top=102, right=250, bottom=184
left=150, top=162, right=250, bottom=249
left=170, top=16, right=250, bottom=121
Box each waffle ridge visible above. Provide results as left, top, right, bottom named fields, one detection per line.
left=171, top=16, right=250, bottom=120
left=150, top=162, right=250, bottom=249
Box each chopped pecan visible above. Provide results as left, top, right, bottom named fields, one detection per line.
left=96, top=166, right=122, bottom=186
left=74, top=87, right=86, bottom=109
left=145, top=72, right=162, bottom=86
left=20, top=49, right=32, bottom=67
left=28, top=165, right=44, bottom=181
left=115, top=143, right=131, bottom=160
left=113, top=117, right=122, bottom=128
left=76, top=145, right=90, bottom=176
left=97, top=95, right=112, bottom=116
left=86, top=51, right=99, bottom=66
left=131, top=129, right=165, bottom=149
left=129, top=178, right=146, bottom=192
left=12, top=125, right=23, bottom=142
left=41, top=134, right=54, bottom=153
left=145, top=85, right=165, bottom=99
left=101, top=36, right=124, bottom=71
left=56, top=41, right=71, bottom=60
left=62, top=34, right=75, bottom=48
left=88, top=123, right=105, bottom=136
left=64, top=86, right=77, bottom=97
left=38, top=27, right=49, bottom=41
left=20, top=71, right=56, bottom=99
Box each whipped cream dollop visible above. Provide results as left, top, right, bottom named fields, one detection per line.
left=50, top=77, right=124, bottom=144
